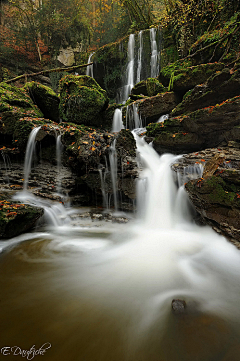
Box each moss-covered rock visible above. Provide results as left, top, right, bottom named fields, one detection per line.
left=158, top=60, right=193, bottom=87
left=170, top=62, right=224, bottom=94
left=0, top=194, right=44, bottom=239
left=24, top=81, right=60, bottom=122
left=172, top=67, right=240, bottom=116
left=131, top=78, right=166, bottom=97
left=59, top=75, right=109, bottom=126
left=185, top=166, right=240, bottom=241
left=146, top=95, right=240, bottom=154
left=0, top=82, right=43, bottom=117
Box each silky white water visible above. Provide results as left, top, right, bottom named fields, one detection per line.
left=112, top=108, right=124, bottom=133
left=2, top=130, right=240, bottom=360
left=23, top=125, right=41, bottom=190
left=150, top=28, right=159, bottom=78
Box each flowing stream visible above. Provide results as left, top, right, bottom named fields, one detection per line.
left=1, top=128, right=240, bottom=359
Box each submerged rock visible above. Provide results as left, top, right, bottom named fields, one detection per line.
left=172, top=299, right=187, bottom=314
left=24, top=81, right=60, bottom=122
left=59, top=75, right=109, bottom=126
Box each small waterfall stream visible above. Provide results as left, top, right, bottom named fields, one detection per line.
left=23, top=126, right=41, bottom=191
left=112, top=108, right=124, bottom=133
left=136, top=30, right=143, bottom=83
left=86, top=52, right=95, bottom=77
left=150, top=28, right=160, bottom=78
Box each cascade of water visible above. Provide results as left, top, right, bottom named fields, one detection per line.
left=133, top=132, right=181, bottom=228
left=112, top=108, right=125, bottom=133
left=150, top=28, right=159, bottom=78
left=109, top=139, right=118, bottom=211
left=136, top=31, right=143, bottom=84
left=157, top=114, right=169, bottom=123
left=23, top=126, right=41, bottom=191
left=56, top=134, right=63, bottom=194
left=126, top=103, right=143, bottom=130
left=121, top=34, right=135, bottom=102
left=86, top=52, right=94, bottom=78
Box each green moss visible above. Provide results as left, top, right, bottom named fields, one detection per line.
left=158, top=59, right=192, bottom=88
left=59, top=75, right=109, bottom=126
left=203, top=176, right=236, bottom=206
left=0, top=82, right=43, bottom=118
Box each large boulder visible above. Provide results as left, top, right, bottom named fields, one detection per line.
left=59, top=75, right=109, bottom=126
left=147, top=95, right=240, bottom=154
left=24, top=81, right=60, bottom=122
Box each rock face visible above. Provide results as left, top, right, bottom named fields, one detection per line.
left=0, top=194, right=44, bottom=239
left=24, top=81, right=60, bottom=122
left=147, top=95, right=240, bottom=154
left=59, top=75, right=109, bottom=126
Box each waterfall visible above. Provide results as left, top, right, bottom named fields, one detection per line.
left=150, top=28, right=159, bottom=78
left=136, top=31, right=143, bottom=84
left=86, top=52, right=94, bottom=78
left=109, top=139, right=118, bottom=211
left=23, top=126, right=41, bottom=191
left=112, top=108, right=124, bottom=133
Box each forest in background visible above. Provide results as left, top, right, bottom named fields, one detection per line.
left=0, top=0, right=239, bottom=77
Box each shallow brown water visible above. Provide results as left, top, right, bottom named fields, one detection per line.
left=1, top=234, right=240, bottom=361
